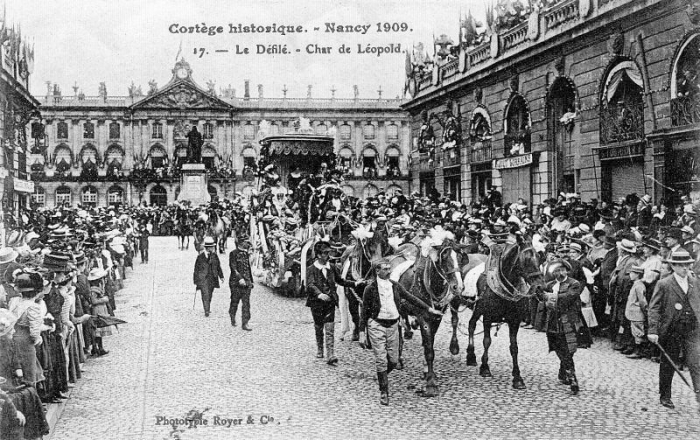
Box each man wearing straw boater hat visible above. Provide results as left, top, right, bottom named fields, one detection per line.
left=193, top=237, right=224, bottom=317
left=648, top=249, right=700, bottom=410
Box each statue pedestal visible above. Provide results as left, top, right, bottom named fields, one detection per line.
left=177, top=164, right=211, bottom=205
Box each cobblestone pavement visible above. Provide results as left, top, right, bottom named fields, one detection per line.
left=50, top=238, right=700, bottom=440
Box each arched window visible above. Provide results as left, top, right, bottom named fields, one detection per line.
left=53, top=145, right=73, bottom=172
left=82, top=186, right=98, bottom=207
left=385, top=146, right=401, bottom=177
left=56, top=186, right=72, bottom=206
left=338, top=146, right=354, bottom=174
left=149, top=144, right=167, bottom=169
left=107, top=186, right=124, bottom=206
left=56, top=121, right=69, bottom=139
left=339, top=124, right=352, bottom=140
left=269, top=123, right=279, bottom=135
left=600, top=61, right=644, bottom=145
left=315, top=123, right=327, bottom=135
left=363, top=124, right=376, bottom=139
left=109, top=122, right=120, bottom=139
left=469, top=108, right=493, bottom=163
left=32, top=186, right=45, bottom=206
left=363, top=184, right=379, bottom=199
left=671, top=33, right=700, bottom=126
left=504, top=94, right=531, bottom=156
left=362, top=146, right=378, bottom=178
left=202, top=146, right=216, bottom=170
left=83, top=121, right=94, bottom=139
left=80, top=144, right=99, bottom=166
left=149, top=185, right=168, bottom=206
left=106, top=145, right=125, bottom=165
left=386, top=185, right=402, bottom=197
left=342, top=185, right=355, bottom=197
left=547, top=78, right=578, bottom=194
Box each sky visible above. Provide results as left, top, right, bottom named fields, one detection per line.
left=3, top=0, right=487, bottom=99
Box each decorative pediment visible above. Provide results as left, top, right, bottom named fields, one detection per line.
left=131, top=80, right=233, bottom=111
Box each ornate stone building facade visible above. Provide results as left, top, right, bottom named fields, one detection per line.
left=1, top=19, right=39, bottom=239
left=31, top=60, right=410, bottom=207
left=405, top=0, right=700, bottom=206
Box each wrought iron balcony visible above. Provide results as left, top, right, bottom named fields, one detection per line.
left=442, top=147, right=461, bottom=168
left=671, top=96, right=700, bottom=127
left=600, top=103, right=644, bottom=144
left=470, top=140, right=492, bottom=164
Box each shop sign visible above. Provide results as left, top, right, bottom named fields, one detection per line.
left=493, top=153, right=533, bottom=170
left=13, top=178, right=35, bottom=193
left=597, top=143, right=645, bottom=160
left=0, top=168, right=8, bottom=179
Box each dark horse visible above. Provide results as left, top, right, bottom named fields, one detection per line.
left=339, top=228, right=388, bottom=339
left=391, top=237, right=463, bottom=397
left=174, top=214, right=192, bottom=250
left=449, top=239, right=544, bottom=389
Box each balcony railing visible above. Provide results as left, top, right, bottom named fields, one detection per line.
left=501, top=21, right=529, bottom=52
left=544, top=0, right=580, bottom=33
left=443, top=148, right=461, bottom=167
left=671, top=96, right=700, bottom=127
left=470, top=140, right=492, bottom=164
left=441, top=58, right=459, bottom=79
left=600, top=103, right=645, bottom=144
left=468, top=43, right=491, bottom=67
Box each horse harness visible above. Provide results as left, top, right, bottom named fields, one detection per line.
left=484, top=243, right=539, bottom=302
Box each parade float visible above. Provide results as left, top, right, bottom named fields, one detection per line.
left=249, top=118, right=336, bottom=296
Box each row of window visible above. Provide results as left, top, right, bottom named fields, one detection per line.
left=50, top=121, right=401, bottom=141
left=33, top=186, right=124, bottom=206
left=53, top=121, right=217, bottom=140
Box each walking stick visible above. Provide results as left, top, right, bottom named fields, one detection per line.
left=653, top=341, right=693, bottom=390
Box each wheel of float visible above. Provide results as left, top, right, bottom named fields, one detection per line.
left=269, top=242, right=285, bottom=288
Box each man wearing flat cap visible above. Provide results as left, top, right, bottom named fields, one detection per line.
left=610, top=239, right=640, bottom=353
left=228, top=238, right=253, bottom=330
left=193, top=237, right=224, bottom=317
left=648, top=249, right=700, bottom=410
left=537, top=259, right=590, bottom=395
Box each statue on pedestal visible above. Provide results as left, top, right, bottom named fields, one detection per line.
left=186, top=126, right=203, bottom=163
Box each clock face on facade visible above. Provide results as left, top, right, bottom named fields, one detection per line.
left=176, top=68, right=188, bottom=79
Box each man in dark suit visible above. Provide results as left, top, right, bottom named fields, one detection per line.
left=648, top=249, right=700, bottom=410
left=538, top=259, right=591, bottom=395
left=610, top=239, right=639, bottom=352
left=306, top=241, right=341, bottom=365
left=229, top=238, right=253, bottom=330
left=193, top=237, right=224, bottom=317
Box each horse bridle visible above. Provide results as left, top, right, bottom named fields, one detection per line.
left=518, top=246, right=543, bottom=283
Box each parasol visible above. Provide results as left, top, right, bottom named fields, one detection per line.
left=92, top=314, right=127, bottom=328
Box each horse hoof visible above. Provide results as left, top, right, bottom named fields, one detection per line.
left=396, top=360, right=404, bottom=371
left=512, top=379, right=526, bottom=390
left=449, top=343, right=460, bottom=356
left=422, top=385, right=438, bottom=398
left=466, top=354, right=477, bottom=366
left=479, top=367, right=492, bottom=378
